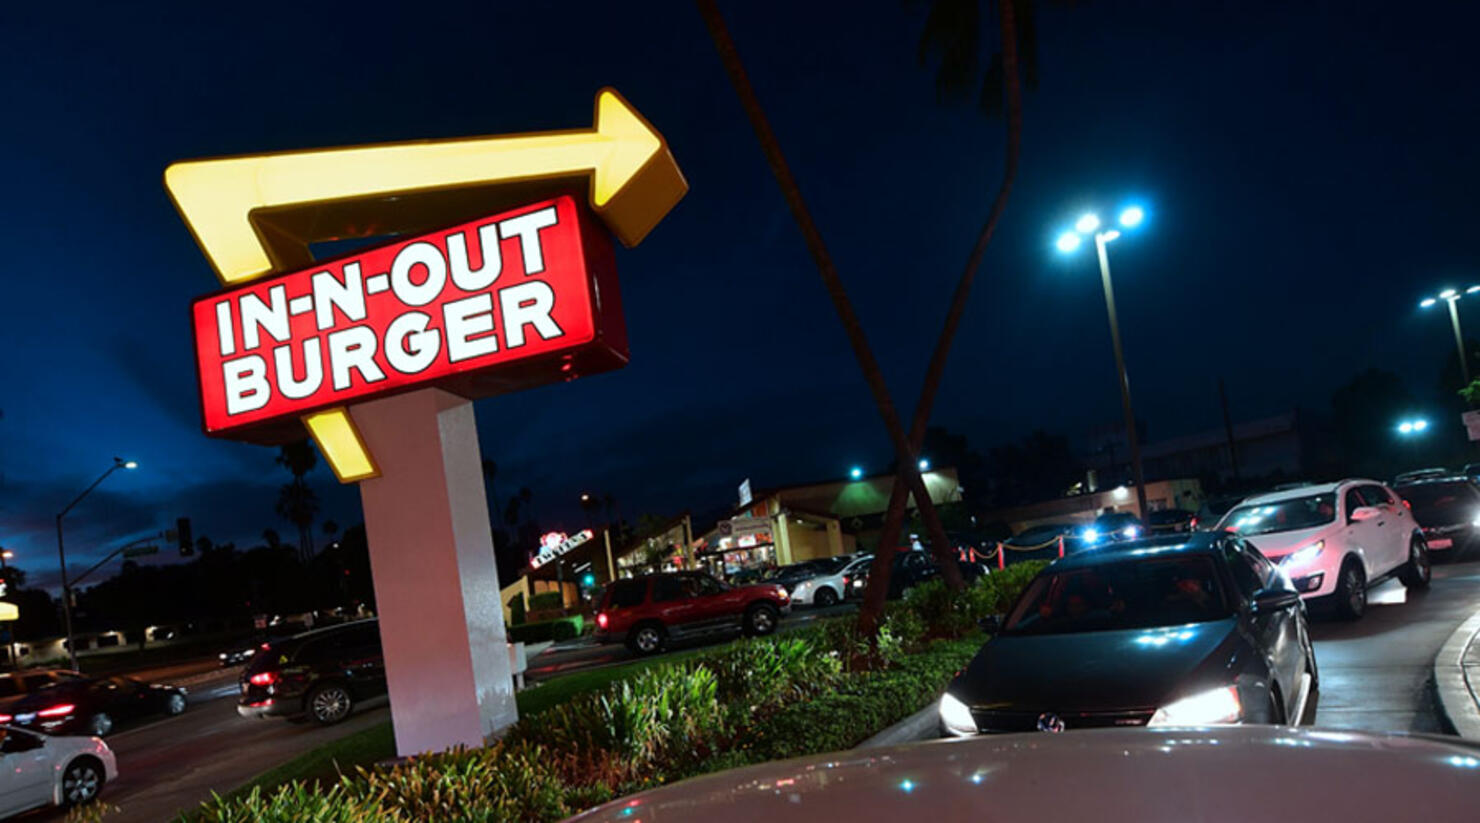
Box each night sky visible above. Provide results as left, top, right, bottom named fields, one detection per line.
left=4, top=1, right=1478, bottom=587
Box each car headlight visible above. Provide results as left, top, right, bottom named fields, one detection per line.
left=1147, top=685, right=1242, bottom=727
left=795, top=580, right=814, bottom=593
left=1083, top=528, right=1101, bottom=543
left=1280, top=540, right=1324, bottom=570
left=939, top=692, right=976, bottom=736
left=1121, top=525, right=1140, bottom=539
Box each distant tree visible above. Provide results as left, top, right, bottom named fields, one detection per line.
left=986, top=430, right=1084, bottom=506
left=275, top=440, right=319, bottom=561
left=481, top=459, right=503, bottom=522
left=322, top=520, right=339, bottom=540
left=1324, top=368, right=1420, bottom=477
left=262, top=529, right=284, bottom=551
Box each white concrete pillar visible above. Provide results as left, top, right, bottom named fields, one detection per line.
left=352, top=388, right=517, bottom=756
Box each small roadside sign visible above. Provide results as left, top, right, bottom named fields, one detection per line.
left=1464, top=410, right=1480, bottom=441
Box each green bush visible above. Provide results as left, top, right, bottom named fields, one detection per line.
left=508, top=594, right=526, bottom=625
left=507, top=616, right=583, bottom=644
left=529, top=591, right=564, bottom=611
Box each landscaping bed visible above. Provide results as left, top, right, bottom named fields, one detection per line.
left=187, top=563, right=1045, bottom=822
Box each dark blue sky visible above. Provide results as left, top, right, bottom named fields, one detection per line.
left=4, top=1, right=1478, bottom=585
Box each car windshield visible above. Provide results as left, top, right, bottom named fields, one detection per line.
left=1147, top=510, right=1190, bottom=525
left=1221, top=493, right=1336, bottom=536
left=1397, top=482, right=1477, bottom=519
left=1002, top=555, right=1232, bottom=635
left=1093, top=513, right=1138, bottom=529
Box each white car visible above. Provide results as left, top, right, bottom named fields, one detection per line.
left=568, top=726, right=1480, bottom=822
left=789, top=554, right=873, bottom=607
left=1217, top=478, right=1430, bottom=619
left=0, top=726, right=115, bottom=818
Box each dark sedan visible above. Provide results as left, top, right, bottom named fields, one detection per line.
left=940, top=533, right=1316, bottom=735
left=1393, top=475, right=1480, bottom=552
left=1, top=675, right=187, bottom=736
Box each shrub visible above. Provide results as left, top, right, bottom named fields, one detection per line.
left=529, top=591, right=564, bottom=611
left=507, top=616, right=583, bottom=644
left=965, top=560, right=1048, bottom=621
left=508, top=594, right=526, bottom=625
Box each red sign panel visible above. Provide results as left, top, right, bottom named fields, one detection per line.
left=192, top=195, right=627, bottom=443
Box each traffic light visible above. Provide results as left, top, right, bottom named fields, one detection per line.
left=581, top=573, right=597, bottom=587
left=177, top=517, right=194, bottom=556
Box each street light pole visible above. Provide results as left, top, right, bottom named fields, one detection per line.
left=1447, top=296, right=1471, bottom=386
left=1093, top=232, right=1150, bottom=519
left=55, top=458, right=136, bottom=672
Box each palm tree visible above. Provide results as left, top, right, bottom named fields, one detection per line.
left=481, top=459, right=503, bottom=522
left=275, top=440, right=320, bottom=562
left=697, top=0, right=1027, bottom=638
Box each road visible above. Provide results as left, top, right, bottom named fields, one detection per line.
left=526, top=602, right=858, bottom=682
left=1306, top=542, right=1480, bottom=733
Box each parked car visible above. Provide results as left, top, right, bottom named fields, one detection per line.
left=1077, top=511, right=1144, bottom=545
left=1, top=676, right=187, bottom=737
left=0, top=725, right=116, bottom=817
left=789, top=554, right=872, bottom=607
left=238, top=619, right=386, bottom=726
left=594, top=572, right=790, bottom=655
left=939, top=532, right=1316, bottom=736
left=0, top=671, right=87, bottom=717
left=1002, top=523, right=1079, bottom=557
left=1193, top=494, right=1247, bottom=530
left=1218, top=478, right=1429, bottom=619
left=1145, top=508, right=1195, bottom=534
left=1393, top=475, right=1480, bottom=553
left=885, top=550, right=988, bottom=598
left=568, top=726, right=1480, bottom=822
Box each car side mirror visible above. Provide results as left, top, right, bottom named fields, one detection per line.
left=1349, top=506, right=1380, bottom=523
left=1252, top=589, right=1301, bottom=613
left=978, top=615, right=1002, bottom=634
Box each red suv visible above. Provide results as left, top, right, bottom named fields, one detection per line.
left=595, top=572, right=790, bottom=654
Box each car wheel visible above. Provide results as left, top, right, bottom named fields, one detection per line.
left=165, top=692, right=187, bottom=716
left=1334, top=560, right=1366, bottom=621
left=1399, top=538, right=1432, bottom=589
left=627, top=624, right=666, bottom=656
left=1299, top=658, right=1320, bottom=726
left=1268, top=690, right=1288, bottom=725
left=307, top=683, right=353, bottom=725
left=60, top=757, right=104, bottom=807
left=87, top=713, right=114, bottom=737
left=815, top=587, right=839, bottom=608
left=744, top=603, right=779, bottom=636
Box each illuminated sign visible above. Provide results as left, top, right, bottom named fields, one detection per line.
left=166, top=88, right=686, bottom=481
left=531, top=529, right=594, bottom=569
left=192, top=195, right=625, bottom=441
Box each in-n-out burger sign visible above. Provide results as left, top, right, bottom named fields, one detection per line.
left=530, top=529, right=594, bottom=569
left=192, top=195, right=627, bottom=441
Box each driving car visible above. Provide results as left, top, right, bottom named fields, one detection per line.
left=594, top=572, right=790, bottom=655
left=789, top=554, right=873, bottom=607
left=218, top=621, right=310, bottom=666
left=567, top=726, right=1480, bottom=822
left=0, top=725, right=116, bottom=817
left=1392, top=474, right=1480, bottom=553
left=1077, top=511, right=1144, bottom=545
left=938, top=533, right=1315, bottom=736
left=1193, top=493, right=1247, bottom=530
left=1218, top=478, right=1430, bottom=619
left=1, top=676, right=187, bottom=738
left=0, top=671, right=87, bottom=717
left=239, top=619, right=386, bottom=726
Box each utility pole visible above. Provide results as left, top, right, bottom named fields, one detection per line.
left=1219, top=378, right=1240, bottom=481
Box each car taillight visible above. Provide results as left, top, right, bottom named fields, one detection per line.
left=597, top=612, right=608, bottom=630
left=1189, top=516, right=1199, bottom=529
left=249, top=671, right=279, bottom=687
left=842, top=575, right=851, bottom=587
left=0, top=713, right=12, bottom=723
left=38, top=703, right=75, bottom=718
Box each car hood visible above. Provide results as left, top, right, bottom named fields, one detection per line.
left=1238, top=525, right=1330, bottom=561
left=951, top=619, right=1242, bottom=712
left=566, top=728, right=1480, bottom=823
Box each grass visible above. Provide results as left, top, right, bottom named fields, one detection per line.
left=208, top=641, right=732, bottom=811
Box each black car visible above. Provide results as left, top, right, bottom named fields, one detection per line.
left=939, top=533, right=1317, bottom=736
left=1393, top=475, right=1480, bottom=553
left=0, top=669, right=87, bottom=717
left=1078, top=511, right=1145, bottom=545
left=888, top=550, right=987, bottom=598
left=1146, top=509, right=1195, bottom=535
left=238, top=619, right=387, bottom=725
left=1, top=675, right=187, bottom=736
left=218, top=622, right=310, bottom=666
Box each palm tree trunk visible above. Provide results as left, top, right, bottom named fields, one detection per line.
left=860, top=0, right=1023, bottom=635
left=697, top=0, right=966, bottom=597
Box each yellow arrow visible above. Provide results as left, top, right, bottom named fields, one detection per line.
left=165, top=88, right=687, bottom=285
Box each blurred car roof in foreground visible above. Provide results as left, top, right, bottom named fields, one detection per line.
left=566, top=727, right=1480, bottom=822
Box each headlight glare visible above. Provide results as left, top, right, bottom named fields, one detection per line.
left=939, top=692, right=976, bottom=736
left=1147, top=685, right=1242, bottom=727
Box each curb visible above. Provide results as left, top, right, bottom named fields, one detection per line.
left=856, top=700, right=941, bottom=749
left=1434, top=610, right=1480, bottom=740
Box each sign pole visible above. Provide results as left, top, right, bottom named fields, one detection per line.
left=352, top=389, right=516, bottom=755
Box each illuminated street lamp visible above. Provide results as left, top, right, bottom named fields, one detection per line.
left=1056, top=204, right=1151, bottom=517
left=1396, top=418, right=1430, bottom=436
left=917, top=458, right=930, bottom=471
left=56, top=457, right=137, bottom=671
left=1419, top=286, right=1480, bottom=386
left=849, top=466, right=864, bottom=480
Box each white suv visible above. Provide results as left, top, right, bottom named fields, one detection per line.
left=789, top=554, right=873, bottom=607
left=1217, top=479, right=1431, bottom=619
